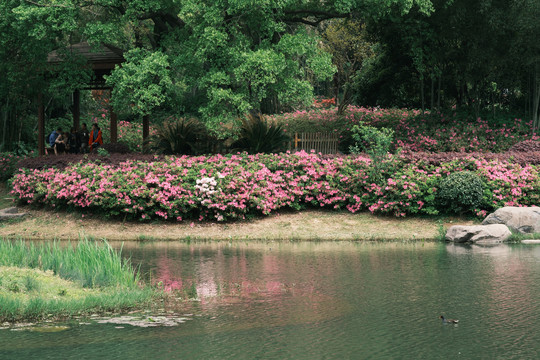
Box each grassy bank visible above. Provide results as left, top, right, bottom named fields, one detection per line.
left=0, top=238, right=156, bottom=322
left=0, top=181, right=473, bottom=241
left=0, top=207, right=474, bottom=242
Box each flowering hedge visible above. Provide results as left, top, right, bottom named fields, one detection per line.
left=271, top=107, right=539, bottom=153
left=9, top=151, right=540, bottom=220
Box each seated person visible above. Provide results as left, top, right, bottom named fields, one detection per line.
left=88, top=123, right=103, bottom=151
left=48, top=127, right=62, bottom=148
left=54, top=131, right=68, bottom=154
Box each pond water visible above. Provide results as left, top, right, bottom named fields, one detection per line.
left=2, top=241, right=540, bottom=359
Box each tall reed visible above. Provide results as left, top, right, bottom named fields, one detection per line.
left=0, top=238, right=140, bottom=288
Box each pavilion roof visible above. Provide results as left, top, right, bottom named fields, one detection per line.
left=47, top=42, right=124, bottom=89
left=47, top=42, right=124, bottom=70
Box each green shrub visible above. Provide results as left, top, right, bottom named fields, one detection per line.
left=437, top=171, right=484, bottom=214
left=231, top=113, right=290, bottom=154
left=96, top=147, right=110, bottom=157
left=350, top=123, right=395, bottom=183
left=349, top=123, right=394, bottom=155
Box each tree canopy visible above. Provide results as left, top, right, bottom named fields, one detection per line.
left=2, top=0, right=540, bottom=151
left=0, top=0, right=434, bottom=147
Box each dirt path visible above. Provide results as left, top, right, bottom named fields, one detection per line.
left=0, top=206, right=473, bottom=242
left=0, top=183, right=474, bottom=241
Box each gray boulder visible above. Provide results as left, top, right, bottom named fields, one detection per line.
left=445, top=224, right=511, bottom=244
left=0, top=207, right=27, bottom=221
left=482, top=207, right=540, bottom=234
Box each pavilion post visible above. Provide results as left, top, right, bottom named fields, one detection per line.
left=38, top=93, right=45, bottom=156
left=110, top=108, right=118, bottom=143
left=73, top=89, right=80, bottom=131
left=143, top=114, right=149, bottom=152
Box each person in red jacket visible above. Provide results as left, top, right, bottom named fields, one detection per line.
left=89, top=123, right=103, bottom=151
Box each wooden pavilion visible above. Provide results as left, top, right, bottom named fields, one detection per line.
left=38, top=42, right=125, bottom=155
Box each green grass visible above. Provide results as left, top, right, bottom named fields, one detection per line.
left=436, top=221, right=447, bottom=242
left=0, top=238, right=141, bottom=288
left=0, top=238, right=157, bottom=322
left=507, top=232, right=540, bottom=242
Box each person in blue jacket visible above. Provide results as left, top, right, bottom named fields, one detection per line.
left=48, top=128, right=63, bottom=147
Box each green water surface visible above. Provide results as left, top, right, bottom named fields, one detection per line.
left=1, top=241, right=539, bottom=359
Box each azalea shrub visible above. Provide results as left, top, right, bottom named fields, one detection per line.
left=0, top=152, right=35, bottom=182
left=271, top=107, right=539, bottom=153
left=10, top=151, right=540, bottom=220
left=390, top=115, right=538, bottom=153
left=312, top=97, right=336, bottom=109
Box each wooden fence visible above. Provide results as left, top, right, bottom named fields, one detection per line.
left=289, top=132, right=339, bottom=154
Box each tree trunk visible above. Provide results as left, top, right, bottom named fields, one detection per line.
left=337, top=84, right=351, bottom=115
left=528, top=71, right=533, bottom=117
left=333, top=73, right=339, bottom=108
left=143, top=115, right=150, bottom=153
left=1, top=98, right=8, bottom=151
left=38, top=93, right=45, bottom=156
left=492, top=91, right=496, bottom=119
left=533, top=64, right=540, bottom=131
left=430, top=76, right=434, bottom=111
left=437, top=76, right=441, bottom=111
left=73, top=89, right=80, bottom=131
left=456, top=81, right=461, bottom=110
left=533, top=82, right=540, bottom=131
left=525, top=72, right=530, bottom=117
left=18, top=113, right=23, bottom=142
left=420, top=76, right=425, bottom=113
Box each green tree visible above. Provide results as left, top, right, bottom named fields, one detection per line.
left=106, top=48, right=173, bottom=117
left=360, top=0, right=540, bottom=120
left=0, top=0, right=435, bottom=149
left=321, top=19, right=375, bottom=114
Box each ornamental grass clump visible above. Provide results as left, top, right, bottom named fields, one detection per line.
left=148, top=118, right=207, bottom=155
left=231, top=113, right=290, bottom=154
left=0, top=238, right=154, bottom=322
left=0, top=239, right=141, bottom=288
left=436, top=171, right=484, bottom=215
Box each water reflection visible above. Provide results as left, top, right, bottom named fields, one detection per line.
left=446, top=242, right=513, bottom=256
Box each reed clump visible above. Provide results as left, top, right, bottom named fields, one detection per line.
left=0, top=238, right=156, bottom=322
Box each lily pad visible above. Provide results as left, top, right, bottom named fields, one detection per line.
left=10, top=324, right=70, bottom=333
left=26, top=325, right=71, bottom=333
left=95, top=315, right=191, bottom=328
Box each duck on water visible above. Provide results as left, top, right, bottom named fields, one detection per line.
left=439, top=315, right=459, bottom=324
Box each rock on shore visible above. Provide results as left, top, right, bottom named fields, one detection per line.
left=0, top=207, right=26, bottom=221
left=482, top=207, right=540, bottom=234
left=445, top=224, right=511, bottom=244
